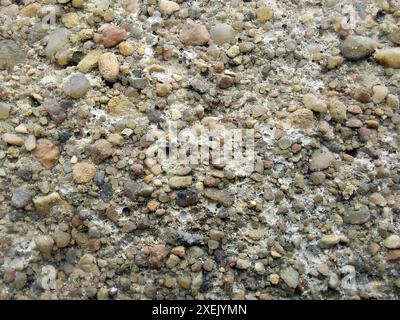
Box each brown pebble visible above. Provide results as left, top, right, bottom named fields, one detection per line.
left=102, top=25, right=127, bottom=48
left=33, top=139, right=59, bottom=169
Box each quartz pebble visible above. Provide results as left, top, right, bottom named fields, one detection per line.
left=0, top=102, right=11, bottom=119
left=45, top=28, right=70, bottom=60
left=210, top=23, right=236, bottom=45
left=63, top=73, right=91, bottom=99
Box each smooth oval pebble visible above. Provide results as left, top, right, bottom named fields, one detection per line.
left=63, top=73, right=91, bottom=98
left=375, top=47, right=400, bottom=69
left=210, top=23, right=236, bottom=45
left=98, top=52, right=120, bottom=82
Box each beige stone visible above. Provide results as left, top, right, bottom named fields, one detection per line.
left=98, top=52, right=119, bottom=82
left=77, top=49, right=102, bottom=73
left=33, top=139, right=59, bottom=169
left=375, top=48, right=400, bottom=68
left=2, top=133, right=24, bottom=146
left=72, top=162, right=97, bottom=184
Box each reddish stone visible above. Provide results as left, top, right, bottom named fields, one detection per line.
left=212, top=62, right=224, bottom=73
left=0, top=86, right=8, bottom=100
left=43, top=98, right=66, bottom=124
left=148, top=245, right=169, bottom=269
left=217, top=74, right=235, bottom=89
left=291, top=143, right=302, bottom=154
left=102, top=26, right=127, bottom=48
left=203, top=176, right=218, bottom=188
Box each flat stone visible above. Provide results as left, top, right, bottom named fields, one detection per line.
left=0, top=39, right=25, bottom=70
left=77, top=254, right=100, bottom=277
left=24, top=135, right=36, bottom=151
left=236, top=259, right=250, bottom=270
left=63, top=73, right=91, bottom=99
left=319, top=235, right=340, bottom=249
left=176, top=189, right=198, bottom=207
left=303, top=93, right=327, bottom=113
left=256, top=7, right=273, bottom=22
left=2, top=133, right=24, bottom=146
left=52, top=230, right=71, bottom=248
left=34, top=235, right=54, bottom=255
left=0, top=102, right=11, bottom=119
left=280, top=267, right=299, bottom=289
left=203, top=188, right=235, bottom=207
left=159, top=0, right=180, bottom=16
left=328, top=99, right=347, bottom=121
left=106, top=95, right=134, bottom=116
left=169, top=176, right=192, bottom=189
left=90, top=139, right=113, bottom=164
left=45, top=28, right=70, bottom=60
left=289, top=109, right=314, bottom=129
left=210, top=23, right=236, bottom=45
left=102, top=25, right=127, bottom=48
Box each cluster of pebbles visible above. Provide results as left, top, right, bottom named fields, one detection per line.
left=0, top=0, right=399, bottom=300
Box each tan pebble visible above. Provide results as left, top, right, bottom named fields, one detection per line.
left=118, top=41, right=134, bottom=56
left=33, top=139, right=59, bottom=169
left=77, top=49, right=102, bottom=73
left=375, top=47, right=400, bottom=68
left=98, top=52, right=120, bottom=82
left=180, top=24, right=210, bottom=46
left=289, top=108, right=315, bottom=129
left=256, top=7, right=273, bottom=22
left=62, top=12, right=80, bottom=28
left=72, top=162, right=97, bottom=184
left=372, top=85, right=388, bottom=104
left=270, top=274, right=280, bottom=285
left=171, top=246, right=185, bottom=257
left=159, top=0, right=180, bottom=16
left=34, top=235, right=54, bottom=255
left=2, top=133, right=24, bottom=146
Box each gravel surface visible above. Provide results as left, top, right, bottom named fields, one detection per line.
left=0, top=0, right=399, bottom=300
